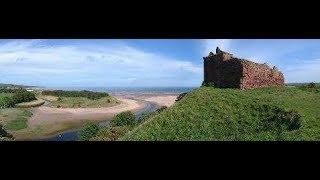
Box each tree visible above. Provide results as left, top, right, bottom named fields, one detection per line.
left=78, top=122, right=100, bottom=141
left=110, top=111, right=136, bottom=127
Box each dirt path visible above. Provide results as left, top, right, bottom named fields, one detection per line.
left=28, top=97, right=147, bottom=128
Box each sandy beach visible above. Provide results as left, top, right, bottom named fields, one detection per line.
left=28, top=97, right=146, bottom=128
left=141, top=95, right=177, bottom=107
left=28, top=94, right=178, bottom=128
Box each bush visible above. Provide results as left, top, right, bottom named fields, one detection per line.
left=176, top=92, right=188, bottom=102
left=0, top=91, right=35, bottom=109
left=0, top=96, right=15, bottom=109
left=201, top=81, right=215, bottom=87
left=156, top=106, right=167, bottom=113
left=77, top=122, right=100, bottom=141
left=138, top=111, right=158, bottom=123
left=0, top=124, right=13, bottom=139
left=308, top=82, right=316, bottom=88
left=110, top=111, right=136, bottom=127
left=256, top=106, right=302, bottom=140
left=12, top=91, right=36, bottom=104
left=259, top=108, right=301, bottom=131
left=90, top=126, right=131, bottom=141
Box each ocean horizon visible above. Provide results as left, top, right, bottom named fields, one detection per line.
left=36, top=86, right=197, bottom=95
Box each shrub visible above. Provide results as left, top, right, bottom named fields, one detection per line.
left=308, top=82, right=316, bottom=88
left=77, top=122, right=100, bottom=141
left=176, top=92, right=188, bottom=102
left=259, top=108, right=301, bottom=131
left=201, top=81, right=215, bottom=87
left=110, top=111, right=136, bottom=127
left=256, top=106, right=302, bottom=140
left=138, top=111, right=158, bottom=123
left=12, top=91, right=36, bottom=104
left=0, top=124, right=13, bottom=139
left=0, top=96, right=15, bottom=108
left=156, top=106, right=167, bottom=113
left=90, top=126, right=131, bottom=141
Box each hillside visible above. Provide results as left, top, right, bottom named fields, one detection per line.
left=122, top=87, right=320, bottom=141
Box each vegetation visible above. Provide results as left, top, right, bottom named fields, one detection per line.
left=298, top=82, right=320, bottom=93
left=156, top=106, right=167, bottom=113
left=0, top=124, right=14, bottom=139
left=0, top=108, right=33, bottom=131
left=110, top=111, right=136, bottom=127
left=47, top=96, right=119, bottom=108
left=15, top=99, right=45, bottom=108
left=90, top=126, right=131, bottom=141
left=0, top=93, right=14, bottom=109
left=201, top=81, right=215, bottom=87
left=175, top=92, right=188, bottom=102
left=42, top=90, right=109, bottom=100
left=0, top=90, right=36, bottom=109
left=87, top=106, right=171, bottom=141
left=78, top=122, right=100, bottom=141
left=121, top=87, right=320, bottom=141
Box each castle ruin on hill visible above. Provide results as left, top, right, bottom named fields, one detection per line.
left=203, top=47, right=285, bottom=90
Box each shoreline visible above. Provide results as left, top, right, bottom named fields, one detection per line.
left=14, top=94, right=178, bottom=140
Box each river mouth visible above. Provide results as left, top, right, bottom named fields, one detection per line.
left=34, top=98, right=158, bottom=141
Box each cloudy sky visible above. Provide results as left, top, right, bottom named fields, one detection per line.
left=0, top=39, right=319, bottom=87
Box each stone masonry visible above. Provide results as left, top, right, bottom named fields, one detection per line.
left=203, top=47, right=285, bottom=90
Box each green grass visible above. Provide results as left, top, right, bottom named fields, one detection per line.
left=121, top=87, right=320, bottom=141
left=48, top=96, right=120, bottom=108
left=0, top=108, right=33, bottom=131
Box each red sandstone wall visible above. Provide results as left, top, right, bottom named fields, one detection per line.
left=203, top=51, right=285, bottom=90
left=240, top=61, right=284, bottom=89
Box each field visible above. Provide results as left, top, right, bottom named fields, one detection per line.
left=47, top=96, right=120, bottom=108
left=122, top=87, right=320, bottom=141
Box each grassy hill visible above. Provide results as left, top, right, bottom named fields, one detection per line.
left=122, top=87, right=320, bottom=141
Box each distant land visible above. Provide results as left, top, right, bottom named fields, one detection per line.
left=0, top=83, right=38, bottom=88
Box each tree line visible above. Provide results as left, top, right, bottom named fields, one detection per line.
left=0, top=91, right=36, bottom=109
left=41, top=90, right=109, bottom=100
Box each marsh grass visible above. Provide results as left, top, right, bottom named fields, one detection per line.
left=0, top=108, right=32, bottom=131
left=48, top=96, right=119, bottom=108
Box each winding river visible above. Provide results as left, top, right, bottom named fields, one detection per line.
left=36, top=98, right=158, bottom=141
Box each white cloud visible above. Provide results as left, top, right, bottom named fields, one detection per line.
left=284, top=59, right=320, bottom=83
left=0, top=40, right=202, bottom=87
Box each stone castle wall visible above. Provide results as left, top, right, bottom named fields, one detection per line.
left=203, top=47, right=285, bottom=90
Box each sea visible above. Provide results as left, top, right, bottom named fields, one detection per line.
left=37, top=87, right=197, bottom=95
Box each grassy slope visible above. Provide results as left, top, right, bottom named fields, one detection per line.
left=47, top=96, right=119, bottom=108
left=122, top=87, right=320, bottom=141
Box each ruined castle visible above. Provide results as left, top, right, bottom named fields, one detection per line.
left=203, top=47, right=284, bottom=90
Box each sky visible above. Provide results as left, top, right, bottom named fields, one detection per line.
left=0, top=39, right=319, bottom=87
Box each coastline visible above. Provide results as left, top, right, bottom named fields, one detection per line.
left=14, top=93, right=178, bottom=140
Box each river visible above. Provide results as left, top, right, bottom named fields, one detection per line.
left=36, top=98, right=158, bottom=141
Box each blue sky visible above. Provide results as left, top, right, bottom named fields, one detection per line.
left=0, top=39, right=319, bottom=87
